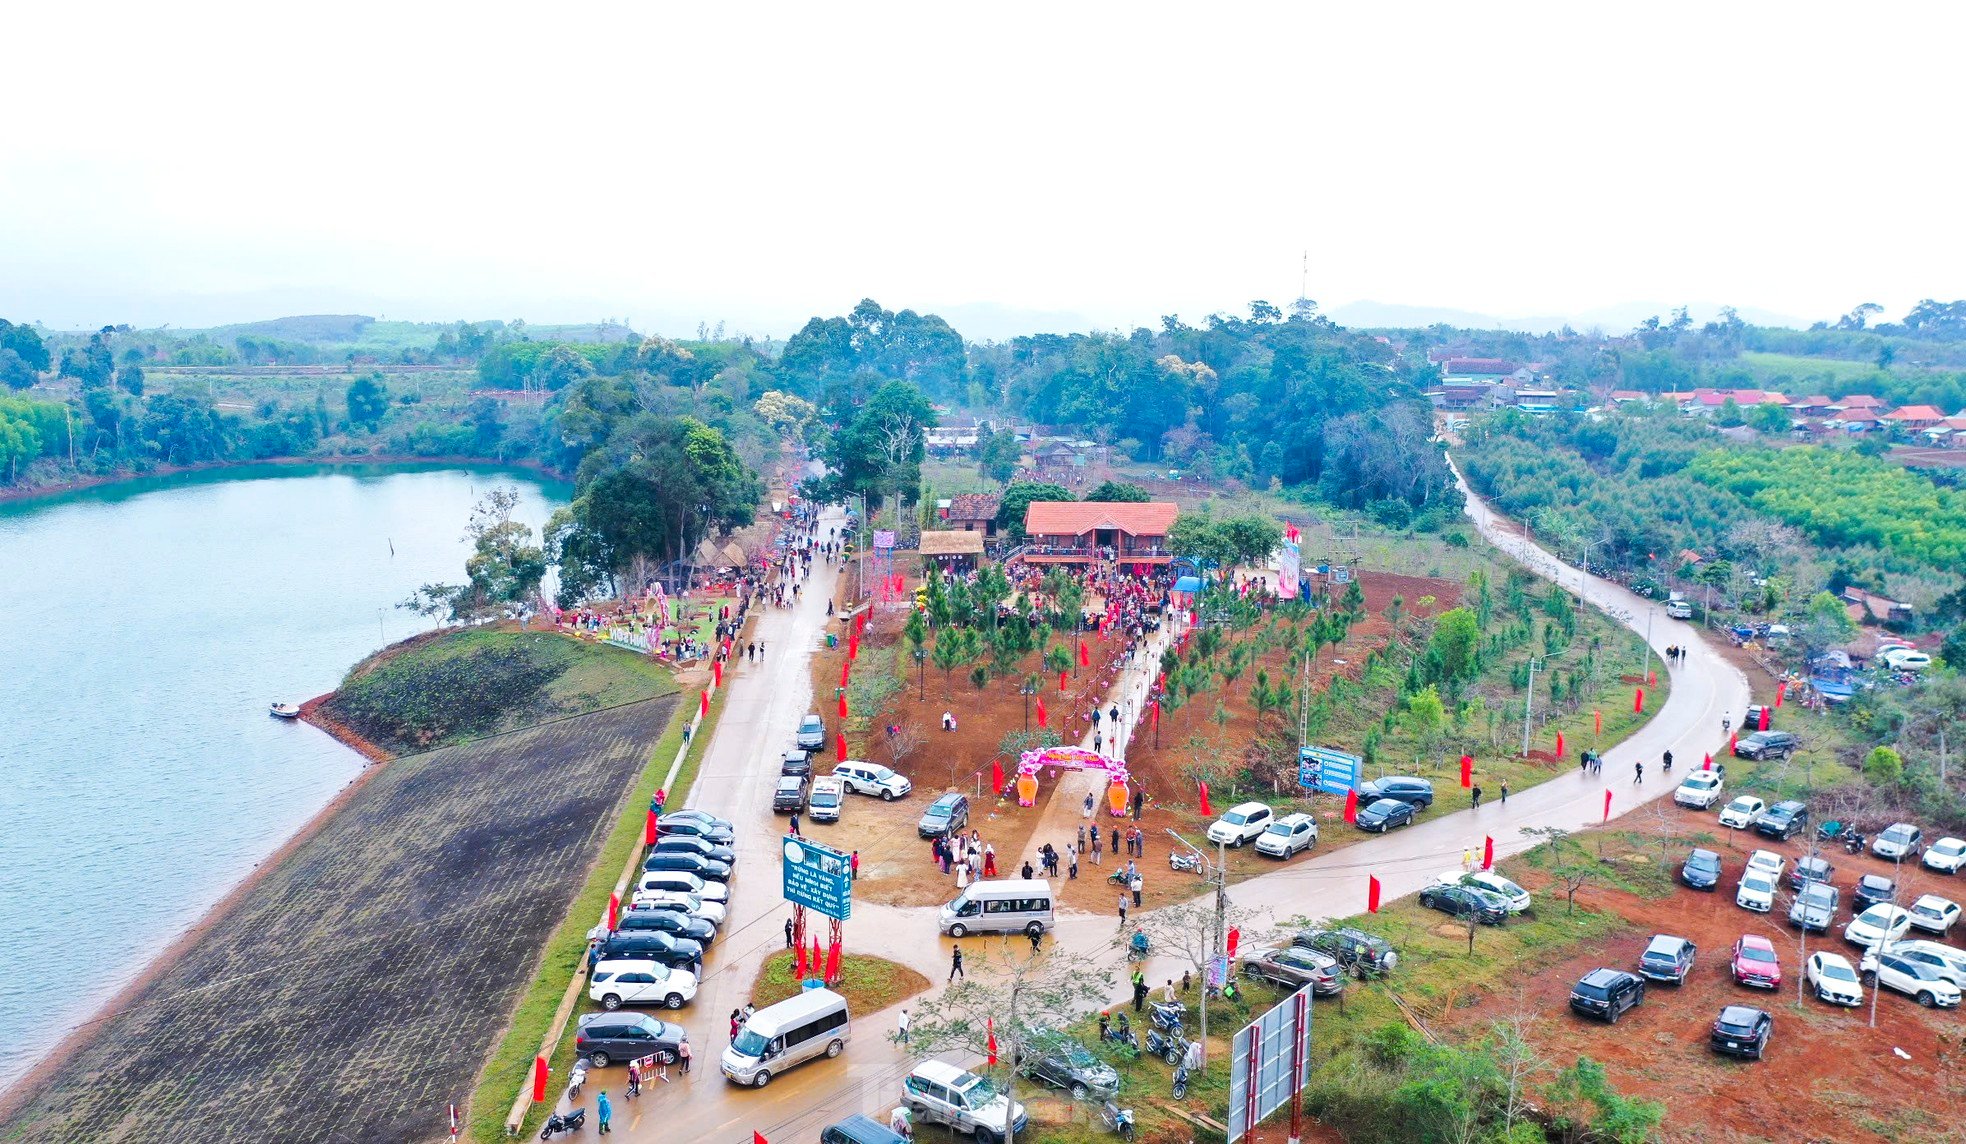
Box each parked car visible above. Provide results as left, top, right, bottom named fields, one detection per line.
left=618, top=906, right=716, bottom=945
left=796, top=714, right=827, bottom=751
left=1419, top=884, right=1508, bottom=925
left=1736, top=871, right=1778, bottom=913
left=917, top=792, right=969, bottom=838
left=604, top=923, right=704, bottom=966
left=1438, top=870, right=1533, bottom=914
left=834, top=760, right=912, bottom=800
left=781, top=749, right=814, bottom=778
left=1873, top=823, right=1924, bottom=861
left=1359, top=776, right=1435, bottom=808
left=576, top=1012, right=688, bottom=1068
left=1731, top=935, right=1783, bottom=989
left=1742, top=704, right=1774, bottom=729
left=1015, top=1036, right=1119, bottom=1100
left=1789, top=882, right=1840, bottom=933
left=1569, top=968, right=1646, bottom=1023
left=630, top=889, right=725, bottom=926
left=1638, top=934, right=1697, bottom=984
left=1735, top=732, right=1799, bottom=762
left=1789, top=855, right=1834, bottom=891
left=1805, top=952, right=1864, bottom=1006
left=636, top=870, right=728, bottom=904
left=1746, top=849, right=1786, bottom=881
left=1664, top=598, right=1694, bottom=619
left=1907, top=894, right=1960, bottom=935
left=1860, top=949, right=1963, bottom=1008
left=1674, top=771, right=1726, bottom=809
left=659, top=815, right=735, bottom=845
left=773, top=775, right=809, bottom=813
left=1844, top=904, right=1914, bottom=948
left=1709, top=1006, right=1772, bottom=1060
left=1355, top=798, right=1417, bottom=832
left=663, top=808, right=732, bottom=830
left=1878, top=939, right=1966, bottom=988
left=1207, top=802, right=1275, bottom=847
left=1883, top=648, right=1932, bottom=672
left=807, top=777, right=846, bottom=823
left=1293, top=927, right=1398, bottom=976
left=644, top=851, right=733, bottom=881
left=902, top=1059, right=1028, bottom=1144
left=1240, top=945, right=1344, bottom=995
left=652, top=835, right=737, bottom=866
left=599, top=930, right=701, bottom=972
left=1718, top=795, right=1766, bottom=830
left=1852, top=873, right=1896, bottom=913
left=1752, top=800, right=1809, bottom=840
left=1679, top=848, right=1722, bottom=890
left=1254, top=812, right=1318, bottom=858
left=1922, top=836, right=1966, bottom=874
left=590, top=958, right=698, bottom=1010
left=822, top=1116, right=907, bottom=1144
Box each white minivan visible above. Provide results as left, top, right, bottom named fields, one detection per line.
left=721, top=987, right=851, bottom=1087
left=939, top=879, right=1054, bottom=939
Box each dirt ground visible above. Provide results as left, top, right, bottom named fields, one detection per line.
left=1440, top=814, right=1966, bottom=1144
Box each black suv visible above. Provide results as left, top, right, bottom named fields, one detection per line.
left=1360, top=776, right=1435, bottom=808
left=1734, top=731, right=1799, bottom=761
left=781, top=749, right=814, bottom=778
left=604, top=922, right=704, bottom=964
left=658, top=815, right=735, bottom=845
left=1681, top=849, right=1722, bottom=891
left=575, top=1012, right=686, bottom=1069
left=1853, top=873, right=1896, bottom=912
left=1570, top=969, right=1645, bottom=1023
left=1015, top=1036, right=1119, bottom=1101
left=1789, top=855, right=1834, bottom=891
left=1293, top=927, right=1398, bottom=976
left=1709, top=1006, right=1772, bottom=1060
left=1638, top=934, right=1697, bottom=984
left=917, top=792, right=970, bottom=838
left=617, top=907, right=716, bottom=945
left=1752, top=800, right=1809, bottom=840
left=774, top=775, right=809, bottom=813
left=652, top=835, right=736, bottom=866
left=643, top=851, right=733, bottom=881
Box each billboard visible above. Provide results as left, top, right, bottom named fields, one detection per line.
left=781, top=836, right=853, bottom=920
left=1298, top=745, right=1362, bottom=795
left=1278, top=540, right=1301, bottom=600
left=873, top=530, right=897, bottom=551
left=1228, top=986, right=1312, bottom=1144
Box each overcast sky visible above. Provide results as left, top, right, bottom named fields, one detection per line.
left=5, top=2, right=1962, bottom=339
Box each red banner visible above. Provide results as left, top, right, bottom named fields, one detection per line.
left=1633, top=687, right=1644, bottom=713
left=645, top=810, right=658, bottom=846
left=1594, top=709, right=1602, bottom=734
left=713, top=661, right=722, bottom=687
left=1555, top=731, right=1565, bottom=758
left=700, top=690, right=710, bottom=717
left=532, top=1056, right=549, bottom=1102
left=1775, top=680, right=1786, bottom=707
left=1459, top=755, right=1473, bottom=788
left=849, top=634, right=859, bottom=660
left=1036, top=697, right=1048, bottom=728
left=1759, top=706, right=1770, bottom=731
left=1078, top=642, right=1090, bottom=667
left=1602, top=789, right=1612, bottom=822
left=1198, top=780, right=1212, bottom=817
left=1703, top=753, right=1712, bottom=770
left=835, top=733, right=847, bottom=760
left=987, top=1017, right=999, bottom=1066
left=1343, top=789, right=1358, bottom=823
left=991, top=758, right=1005, bottom=795
left=838, top=693, right=848, bottom=719
left=1059, top=670, right=1068, bottom=691
left=1729, top=730, right=1737, bottom=754
left=1226, top=925, right=1241, bottom=958
left=607, top=892, right=620, bottom=930
left=1150, top=701, right=1160, bottom=728
left=1482, top=836, right=1494, bottom=870
left=1367, top=875, right=1381, bottom=913
left=826, top=940, right=841, bottom=983
left=795, top=938, right=806, bottom=978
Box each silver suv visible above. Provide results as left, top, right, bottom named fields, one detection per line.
left=902, top=1060, right=1028, bottom=1144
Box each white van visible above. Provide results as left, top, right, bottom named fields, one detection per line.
left=809, top=777, right=846, bottom=823
left=938, top=879, right=1054, bottom=939
left=721, top=987, right=850, bottom=1086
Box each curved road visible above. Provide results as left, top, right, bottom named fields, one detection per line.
left=598, top=479, right=1750, bottom=1143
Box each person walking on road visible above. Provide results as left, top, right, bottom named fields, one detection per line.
left=1471, top=784, right=1483, bottom=809
left=1083, top=792, right=1095, bottom=818
left=1130, top=871, right=1143, bottom=907
left=597, top=1091, right=613, bottom=1135
left=1067, top=843, right=1079, bottom=879
left=678, top=1039, right=691, bottom=1074
left=1118, top=892, right=1129, bottom=928
left=1028, top=925, right=1043, bottom=954
left=1020, top=859, right=1034, bottom=881
left=784, top=917, right=794, bottom=948
left=1633, top=761, right=1644, bottom=784
left=1132, top=788, right=1144, bottom=819
left=1078, top=823, right=1087, bottom=850
left=897, top=1008, right=910, bottom=1045
left=949, top=945, right=965, bottom=981
left=1131, top=971, right=1148, bottom=1012
left=1090, top=829, right=1101, bottom=865
left=1500, top=782, right=1509, bottom=807
left=789, top=813, right=801, bottom=836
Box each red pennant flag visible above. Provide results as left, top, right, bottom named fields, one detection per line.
left=1036, top=697, right=1048, bottom=728
left=1226, top=925, right=1241, bottom=958
left=991, top=758, right=1005, bottom=795
left=1150, top=700, right=1160, bottom=728
left=1367, top=875, right=1381, bottom=913
left=1482, top=836, right=1495, bottom=870
left=1759, top=706, right=1770, bottom=731
left=1775, top=680, right=1786, bottom=708
left=987, top=1017, right=999, bottom=1066
left=826, top=940, right=841, bottom=982
left=855, top=612, right=866, bottom=634
left=1729, top=730, right=1737, bottom=754
left=700, top=689, right=710, bottom=717
left=811, top=936, right=823, bottom=978
left=1078, top=642, right=1090, bottom=667
left=835, top=733, right=847, bottom=760
left=838, top=693, right=849, bottom=719
left=1647, top=670, right=1656, bottom=685
left=713, top=660, right=722, bottom=687
left=1343, top=789, right=1358, bottom=823
left=1198, top=780, right=1212, bottom=817
left=645, top=810, right=658, bottom=846
left=1602, top=789, right=1612, bottom=822
left=756, top=1134, right=769, bottom=1144
left=1633, top=688, right=1644, bottom=713
left=532, top=1056, right=549, bottom=1102
left=1594, top=709, right=1602, bottom=734
left=1459, top=755, right=1473, bottom=787
left=795, top=938, right=806, bottom=977
left=607, top=892, right=620, bottom=930
left=1555, top=731, right=1565, bottom=758
left=1703, top=753, right=1712, bottom=770
left=849, top=634, right=859, bottom=660
left=1059, top=669, right=1069, bottom=691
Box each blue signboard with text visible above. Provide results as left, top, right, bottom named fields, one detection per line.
left=781, top=836, right=854, bottom=920
left=1297, top=746, right=1362, bottom=796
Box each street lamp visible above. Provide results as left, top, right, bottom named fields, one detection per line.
left=915, top=647, right=927, bottom=701
left=1520, top=653, right=1562, bottom=759
left=1020, top=678, right=1037, bottom=731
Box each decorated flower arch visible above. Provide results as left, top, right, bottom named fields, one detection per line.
left=1014, top=744, right=1131, bottom=815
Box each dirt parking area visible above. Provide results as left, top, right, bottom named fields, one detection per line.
left=1442, top=812, right=1966, bottom=1144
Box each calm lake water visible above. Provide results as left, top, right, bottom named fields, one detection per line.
left=0, top=464, right=565, bottom=1089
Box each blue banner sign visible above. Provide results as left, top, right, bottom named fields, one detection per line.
left=782, top=836, right=854, bottom=920
left=1298, top=746, right=1362, bottom=796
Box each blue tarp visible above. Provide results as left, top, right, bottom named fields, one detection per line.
left=1172, top=575, right=1202, bottom=594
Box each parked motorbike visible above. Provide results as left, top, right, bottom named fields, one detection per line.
left=1148, top=1000, right=1185, bottom=1033
left=1169, top=851, right=1202, bottom=873
left=1205, top=978, right=1241, bottom=1004
left=1101, top=1101, right=1136, bottom=1140
left=1128, top=930, right=1151, bottom=959
left=1172, top=1065, right=1191, bottom=1100
left=1146, top=1027, right=1190, bottom=1065
left=566, top=1060, right=587, bottom=1100
left=539, top=1107, right=587, bottom=1140
left=1843, top=831, right=1868, bottom=855
left=1107, top=867, right=1130, bottom=886
left=1098, top=1012, right=1137, bottom=1051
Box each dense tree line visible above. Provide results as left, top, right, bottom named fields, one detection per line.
left=1689, top=446, right=1966, bottom=567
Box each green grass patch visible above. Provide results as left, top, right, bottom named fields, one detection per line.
left=465, top=680, right=724, bottom=1142
left=1736, top=352, right=1888, bottom=385
left=325, top=627, right=676, bottom=753
left=750, top=951, right=932, bottom=1014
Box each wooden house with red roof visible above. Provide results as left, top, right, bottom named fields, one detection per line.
left=1021, top=500, right=1179, bottom=567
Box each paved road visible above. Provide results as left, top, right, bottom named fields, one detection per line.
left=600, top=477, right=1750, bottom=1142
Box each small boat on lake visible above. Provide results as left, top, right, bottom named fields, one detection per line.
left=269, top=702, right=302, bottom=719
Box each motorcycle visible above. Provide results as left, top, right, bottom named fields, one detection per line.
left=1128, top=930, right=1151, bottom=960
left=1843, top=831, right=1868, bottom=855
left=1101, top=1101, right=1136, bottom=1140
left=566, top=1060, right=588, bottom=1100
left=539, top=1107, right=587, bottom=1140
left=1099, top=1012, right=1137, bottom=1051
left=1172, top=1065, right=1191, bottom=1100
left=1205, top=979, right=1241, bottom=1004
left=1146, top=1027, right=1190, bottom=1065
left=1108, top=867, right=1131, bottom=886
left=1169, top=851, right=1202, bottom=873
left=1148, top=1000, right=1186, bottom=1033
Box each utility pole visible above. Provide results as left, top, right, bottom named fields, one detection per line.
left=1167, top=828, right=1227, bottom=1066
left=1641, top=608, right=1655, bottom=682
left=1520, top=658, right=1543, bottom=759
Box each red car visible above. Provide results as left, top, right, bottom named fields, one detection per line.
left=1731, top=935, right=1783, bottom=990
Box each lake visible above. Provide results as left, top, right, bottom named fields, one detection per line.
left=0, top=464, right=566, bottom=1090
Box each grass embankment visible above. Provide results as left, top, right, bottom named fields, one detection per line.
left=750, top=952, right=931, bottom=1013
left=465, top=675, right=729, bottom=1142
left=322, top=626, right=676, bottom=754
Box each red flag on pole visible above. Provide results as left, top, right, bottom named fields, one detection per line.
left=1367, top=876, right=1381, bottom=913
left=1343, top=789, right=1359, bottom=823
left=795, top=939, right=806, bottom=977
left=607, top=891, right=620, bottom=930
left=713, top=660, right=722, bottom=687
left=1759, top=706, right=1770, bottom=731
left=826, top=941, right=841, bottom=982
left=1226, top=925, right=1241, bottom=958
left=856, top=612, right=867, bottom=634
left=1602, top=789, right=1613, bottom=822
left=1078, top=642, right=1090, bottom=667
left=1775, top=680, right=1786, bottom=707
left=849, top=634, right=859, bottom=660
left=1150, top=701, right=1160, bottom=728
left=987, top=1018, right=999, bottom=1066
left=1555, top=731, right=1565, bottom=758
left=1036, top=697, right=1048, bottom=728
left=1198, top=780, right=1212, bottom=817
left=700, top=689, right=710, bottom=717
left=991, top=758, right=1005, bottom=795
left=1703, top=753, right=1712, bottom=770
left=756, top=1134, right=769, bottom=1144
left=1459, top=755, right=1473, bottom=788
left=1059, top=670, right=1069, bottom=691
left=1729, top=730, right=1738, bottom=754
left=532, top=1056, right=549, bottom=1102
left=838, top=693, right=848, bottom=719
left=1594, top=709, right=1602, bottom=734
left=811, top=936, right=822, bottom=979
left=1633, top=687, right=1644, bottom=713
left=1483, top=836, right=1494, bottom=870
left=645, top=810, right=658, bottom=846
